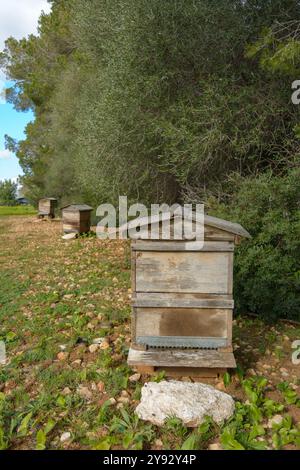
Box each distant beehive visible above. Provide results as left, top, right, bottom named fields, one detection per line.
left=124, top=210, right=251, bottom=377
left=38, top=198, right=57, bottom=219
left=61, top=204, right=93, bottom=234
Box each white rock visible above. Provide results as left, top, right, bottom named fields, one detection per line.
left=135, top=381, right=235, bottom=427
left=60, top=432, right=71, bottom=443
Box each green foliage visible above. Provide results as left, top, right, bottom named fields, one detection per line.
left=0, top=180, right=17, bottom=206
left=36, top=419, right=56, bottom=450
left=209, top=168, right=300, bottom=321
left=181, top=417, right=217, bottom=450
left=277, top=382, right=300, bottom=407
left=109, top=408, right=154, bottom=450
left=2, top=0, right=300, bottom=207
left=221, top=375, right=299, bottom=450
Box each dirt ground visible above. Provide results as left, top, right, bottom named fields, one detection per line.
left=0, top=216, right=299, bottom=450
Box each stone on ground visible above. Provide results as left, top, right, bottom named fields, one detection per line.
left=135, top=380, right=235, bottom=427
left=62, top=233, right=77, bottom=240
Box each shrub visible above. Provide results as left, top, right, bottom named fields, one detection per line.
left=208, top=168, right=300, bottom=322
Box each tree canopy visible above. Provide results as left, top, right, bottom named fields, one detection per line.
left=1, top=0, right=299, bottom=206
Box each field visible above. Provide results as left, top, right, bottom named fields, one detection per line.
left=0, top=206, right=36, bottom=217
left=0, top=216, right=299, bottom=450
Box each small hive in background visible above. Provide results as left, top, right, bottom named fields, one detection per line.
left=38, top=198, right=57, bottom=219
left=125, top=210, right=251, bottom=377
left=61, top=204, right=93, bottom=235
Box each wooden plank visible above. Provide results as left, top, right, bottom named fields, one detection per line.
left=131, top=249, right=137, bottom=343
left=227, top=252, right=234, bottom=295
left=131, top=248, right=136, bottom=293
left=133, top=294, right=234, bottom=309
left=135, top=251, right=231, bottom=294
left=227, top=310, right=233, bottom=346
left=155, top=367, right=227, bottom=378
left=132, top=240, right=234, bottom=252
left=135, top=308, right=230, bottom=339
left=135, top=366, right=155, bottom=374
left=128, top=348, right=236, bottom=368
left=136, top=336, right=227, bottom=348
left=204, top=226, right=235, bottom=242
left=135, top=292, right=233, bottom=301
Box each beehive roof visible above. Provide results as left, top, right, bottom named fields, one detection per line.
left=61, top=204, right=93, bottom=212
left=119, top=210, right=251, bottom=239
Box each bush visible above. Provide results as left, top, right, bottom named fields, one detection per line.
left=0, top=180, right=17, bottom=206
left=208, top=168, right=300, bottom=322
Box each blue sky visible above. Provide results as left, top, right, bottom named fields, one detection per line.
left=0, top=89, right=34, bottom=182
left=0, top=0, right=51, bottom=183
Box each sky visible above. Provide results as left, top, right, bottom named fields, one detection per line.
left=0, top=0, right=51, bottom=183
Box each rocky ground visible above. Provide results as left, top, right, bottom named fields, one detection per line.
left=0, top=216, right=299, bottom=450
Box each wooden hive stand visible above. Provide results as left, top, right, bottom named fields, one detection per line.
left=125, top=210, right=251, bottom=378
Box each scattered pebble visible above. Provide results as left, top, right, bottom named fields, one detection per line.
left=92, top=338, right=104, bottom=345
left=77, top=385, right=93, bottom=400
left=60, top=432, right=71, bottom=443
left=97, top=381, right=105, bottom=393
left=129, top=373, right=141, bottom=383
left=57, top=352, right=68, bottom=361
left=215, top=382, right=226, bottom=392
left=88, top=344, right=100, bottom=354
left=100, top=340, right=110, bottom=350
left=72, top=359, right=82, bottom=367
left=208, top=442, right=222, bottom=451
left=117, top=396, right=130, bottom=404
left=267, top=415, right=283, bottom=429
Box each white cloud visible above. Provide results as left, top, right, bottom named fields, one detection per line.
left=0, top=0, right=51, bottom=51
left=0, top=149, right=13, bottom=159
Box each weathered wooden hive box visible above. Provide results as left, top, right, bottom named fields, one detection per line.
left=38, top=198, right=57, bottom=218
left=61, top=204, right=93, bottom=234
left=126, top=211, right=251, bottom=377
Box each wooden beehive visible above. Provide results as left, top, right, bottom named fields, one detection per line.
left=126, top=211, right=251, bottom=377
left=61, top=204, right=93, bottom=234
left=38, top=198, right=57, bottom=219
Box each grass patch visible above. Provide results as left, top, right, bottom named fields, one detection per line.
left=0, top=206, right=36, bottom=216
